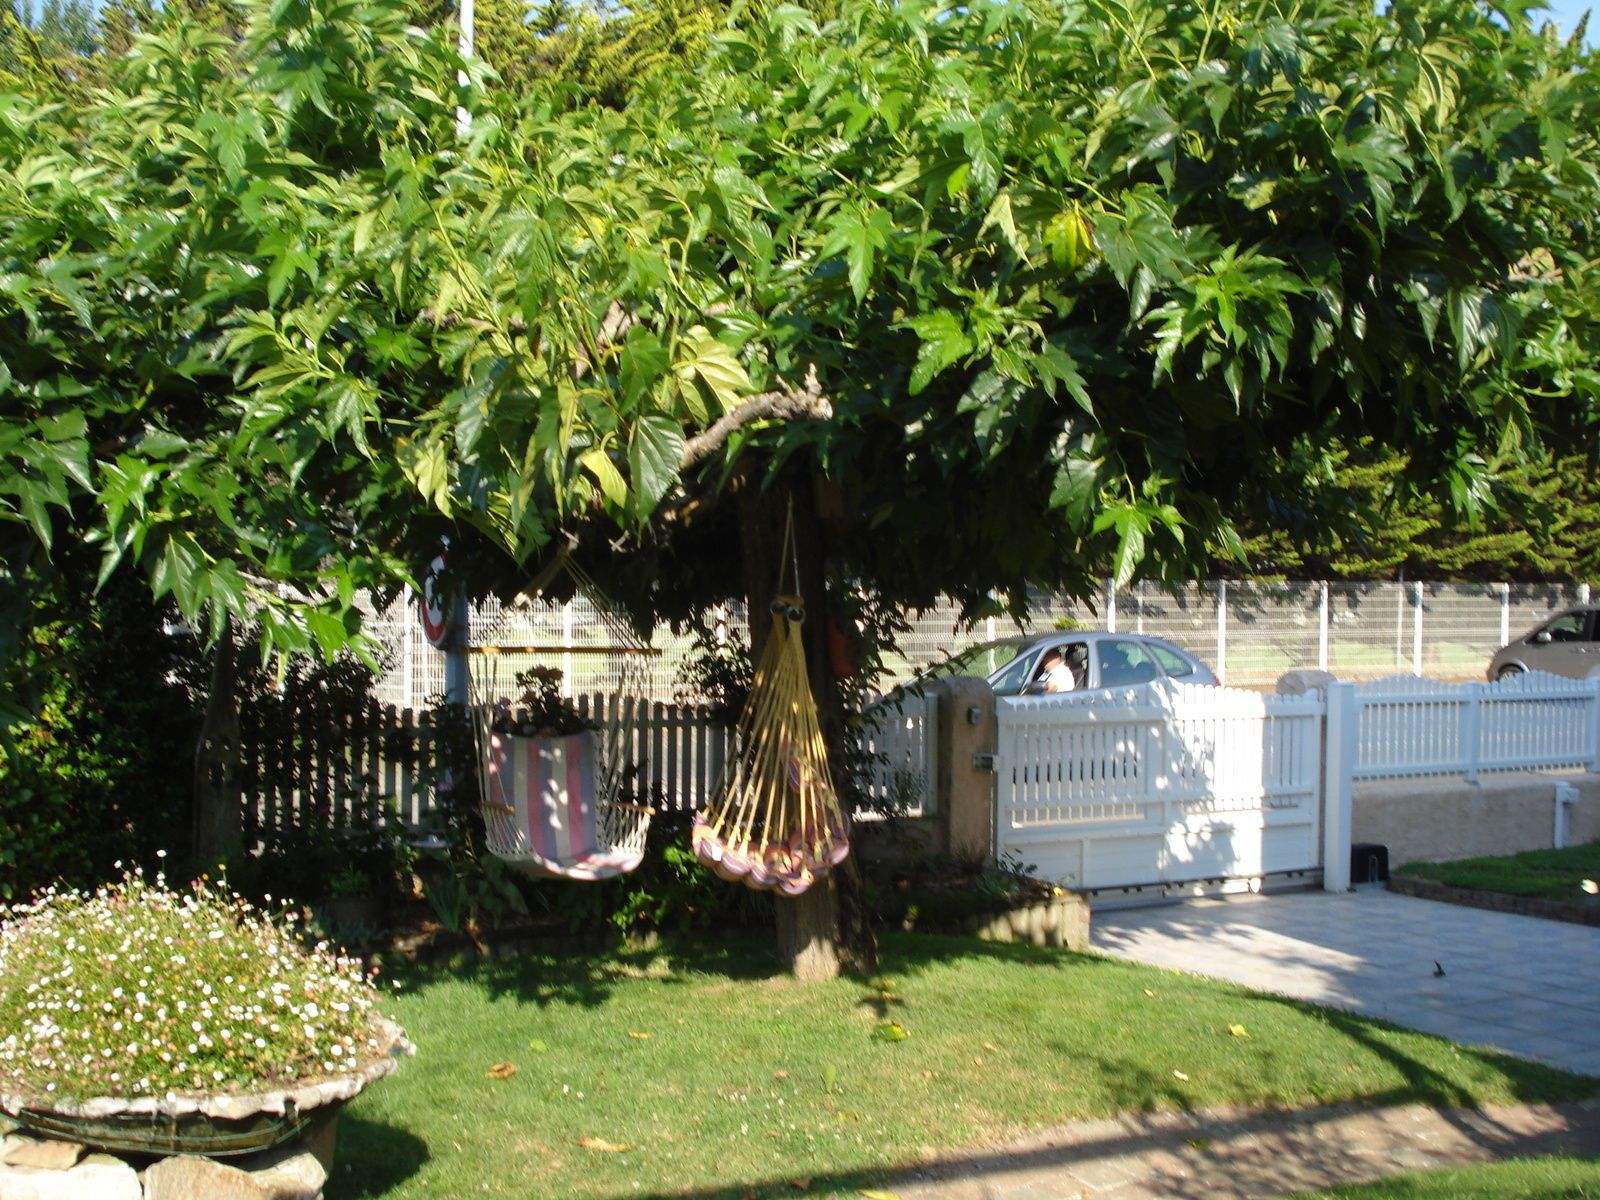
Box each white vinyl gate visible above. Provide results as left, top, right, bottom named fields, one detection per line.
left=994, top=682, right=1327, bottom=893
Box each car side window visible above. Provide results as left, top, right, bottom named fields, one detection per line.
left=1541, top=613, right=1588, bottom=643
left=1145, top=643, right=1195, bottom=678
left=1097, top=639, right=1159, bottom=687
left=991, top=651, right=1040, bottom=695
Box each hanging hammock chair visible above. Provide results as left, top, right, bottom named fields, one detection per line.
left=470, top=553, right=656, bottom=882
left=691, top=520, right=850, bottom=896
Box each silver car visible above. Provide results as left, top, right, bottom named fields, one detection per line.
left=1488, top=606, right=1600, bottom=681
left=927, top=631, right=1218, bottom=696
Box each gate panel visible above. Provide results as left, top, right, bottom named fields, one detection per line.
left=995, top=682, right=1324, bottom=891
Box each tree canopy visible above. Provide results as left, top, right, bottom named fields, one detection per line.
left=3, top=0, right=1598, bottom=697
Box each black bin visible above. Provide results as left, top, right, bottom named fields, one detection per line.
left=1351, top=842, right=1389, bottom=884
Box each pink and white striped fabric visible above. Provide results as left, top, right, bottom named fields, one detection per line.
left=484, top=731, right=643, bottom=881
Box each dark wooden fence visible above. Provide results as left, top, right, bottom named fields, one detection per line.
left=237, top=693, right=732, bottom=834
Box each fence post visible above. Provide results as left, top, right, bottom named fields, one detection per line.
left=1216, top=580, right=1228, bottom=687
left=1412, top=582, right=1424, bottom=675
left=1322, top=681, right=1356, bottom=892
left=1500, top=582, right=1511, bottom=650
left=931, top=677, right=997, bottom=861
left=1462, top=682, right=1482, bottom=784
left=1105, top=578, right=1117, bottom=632
left=1590, top=678, right=1600, bottom=775
left=1318, top=581, right=1330, bottom=672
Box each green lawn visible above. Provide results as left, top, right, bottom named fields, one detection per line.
left=1397, top=841, right=1600, bottom=904
left=1290, top=1157, right=1600, bottom=1199
left=333, top=933, right=1596, bottom=1200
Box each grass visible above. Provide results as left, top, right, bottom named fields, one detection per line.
left=1397, top=841, right=1600, bottom=904
left=332, top=932, right=1596, bottom=1200
left=1291, top=1157, right=1600, bottom=1198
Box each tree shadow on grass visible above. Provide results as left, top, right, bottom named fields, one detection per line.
left=324, top=1111, right=429, bottom=1200
left=389, top=931, right=786, bottom=1009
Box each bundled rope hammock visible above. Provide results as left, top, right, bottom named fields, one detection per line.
left=470, top=553, right=655, bottom=882
left=692, top=520, right=850, bottom=896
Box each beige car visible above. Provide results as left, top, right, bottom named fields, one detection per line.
left=1487, top=606, right=1600, bottom=681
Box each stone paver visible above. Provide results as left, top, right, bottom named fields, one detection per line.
left=1091, top=887, right=1600, bottom=1073
left=879, top=887, right=1600, bottom=1199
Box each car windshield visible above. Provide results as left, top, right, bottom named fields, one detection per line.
left=926, top=640, right=1029, bottom=679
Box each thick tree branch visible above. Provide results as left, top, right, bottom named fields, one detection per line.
left=679, top=366, right=831, bottom=471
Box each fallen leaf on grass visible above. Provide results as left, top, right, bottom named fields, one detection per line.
left=577, top=1137, right=629, bottom=1153
left=982, top=1042, right=998, bottom=1052
left=526, top=1039, right=548, bottom=1053
left=486, top=1062, right=518, bottom=1079
left=774, top=1070, right=790, bottom=1080
left=628, top=1031, right=651, bottom=1040
left=1184, top=1136, right=1212, bottom=1151
left=1173, top=1069, right=1190, bottom=1081
left=859, top=1191, right=903, bottom=1200
left=790, top=1178, right=813, bottom=1191
left=1228, top=1023, right=1251, bottom=1039
left=1143, top=988, right=1157, bottom=998
left=873, top=1021, right=910, bottom=1042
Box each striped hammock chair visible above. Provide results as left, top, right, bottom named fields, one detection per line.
left=692, top=547, right=851, bottom=896
left=470, top=555, right=655, bottom=882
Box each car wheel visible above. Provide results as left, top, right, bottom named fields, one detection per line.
left=1496, top=664, right=1525, bottom=681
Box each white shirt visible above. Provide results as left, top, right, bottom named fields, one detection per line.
left=1043, top=661, right=1075, bottom=692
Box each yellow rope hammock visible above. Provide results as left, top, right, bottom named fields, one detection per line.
left=691, top=592, right=851, bottom=896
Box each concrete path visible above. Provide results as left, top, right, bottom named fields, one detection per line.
left=886, top=1098, right=1600, bottom=1199
left=1092, top=886, right=1600, bottom=1077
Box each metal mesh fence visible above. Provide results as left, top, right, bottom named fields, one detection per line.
left=367, top=579, right=1597, bottom=708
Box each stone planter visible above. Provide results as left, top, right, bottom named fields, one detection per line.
left=0, top=1018, right=412, bottom=1160
left=956, top=893, right=1090, bottom=951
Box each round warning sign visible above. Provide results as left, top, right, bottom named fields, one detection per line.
left=420, top=551, right=449, bottom=647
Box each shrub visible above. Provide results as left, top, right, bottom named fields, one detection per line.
left=0, top=867, right=391, bottom=1103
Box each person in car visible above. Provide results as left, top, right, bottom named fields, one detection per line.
left=1039, top=647, right=1076, bottom=693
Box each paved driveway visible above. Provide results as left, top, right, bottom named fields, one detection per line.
left=1092, top=887, right=1600, bottom=1077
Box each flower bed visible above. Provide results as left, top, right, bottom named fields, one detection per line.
left=0, top=867, right=410, bottom=1157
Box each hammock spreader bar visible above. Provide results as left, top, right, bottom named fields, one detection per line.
left=692, top=593, right=850, bottom=896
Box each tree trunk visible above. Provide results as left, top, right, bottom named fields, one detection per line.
left=737, top=470, right=880, bottom=979
left=193, top=619, right=242, bottom=868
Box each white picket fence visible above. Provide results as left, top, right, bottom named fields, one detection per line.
left=1354, top=672, right=1600, bottom=781
left=856, top=692, right=939, bottom=815
left=992, top=671, right=1600, bottom=894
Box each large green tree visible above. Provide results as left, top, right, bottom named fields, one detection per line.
left=4, top=0, right=1598, bottom=968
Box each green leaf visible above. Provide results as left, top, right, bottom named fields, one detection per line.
left=628, top=414, right=684, bottom=518
left=1044, top=207, right=1096, bottom=272
left=673, top=326, right=750, bottom=418
left=1034, top=343, right=1093, bottom=414
left=979, top=191, right=1026, bottom=257
left=1093, top=502, right=1150, bottom=587
left=1048, top=458, right=1100, bottom=524
left=581, top=447, right=628, bottom=507
left=620, top=325, right=670, bottom=409
left=902, top=310, right=973, bottom=394
left=819, top=204, right=892, bottom=304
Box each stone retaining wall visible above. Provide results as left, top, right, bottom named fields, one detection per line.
left=0, top=1112, right=335, bottom=1200
left=1387, top=875, right=1600, bottom=927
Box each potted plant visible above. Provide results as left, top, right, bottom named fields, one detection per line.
left=0, top=865, right=411, bottom=1159
left=490, top=665, right=592, bottom=737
